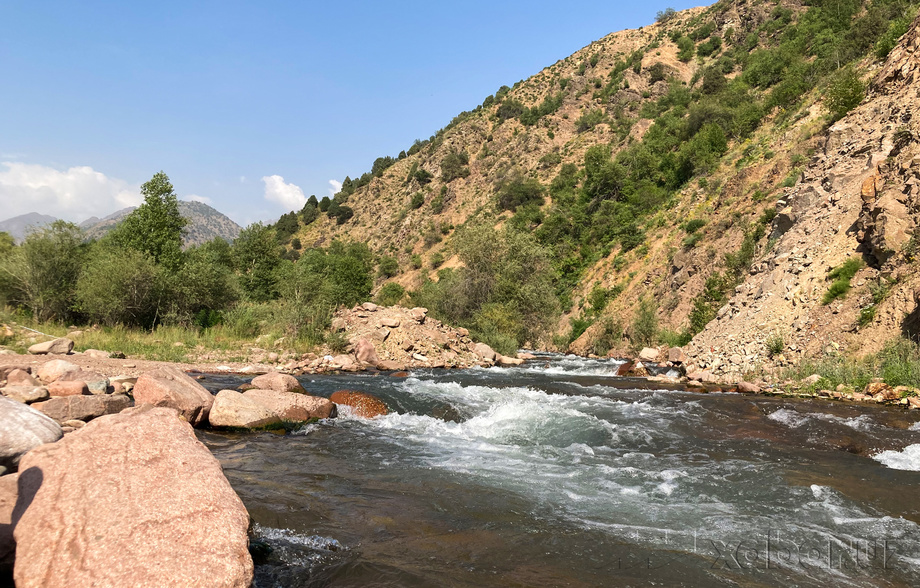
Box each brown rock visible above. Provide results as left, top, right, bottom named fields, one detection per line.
left=354, top=338, right=379, bottom=366
left=668, top=347, right=687, bottom=364
left=83, top=349, right=111, bottom=359
left=36, top=359, right=79, bottom=384
left=6, top=369, right=39, bottom=387
left=243, top=389, right=336, bottom=421
left=378, top=317, right=400, bottom=328
left=60, top=370, right=110, bottom=395
left=32, top=394, right=131, bottom=423
left=47, top=380, right=89, bottom=397
left=361, top=302, right=378, bottom=312
left=332, top=354, right=354, bottom=368
left=472, top=342, right=497, bottom=361
left=12, top=406, right=253, bottom=588
left=330, top=390, right=388, bottom=418
left=497, top=355, right=524, bottom=366
left=376, top=360, right=405, bottom=371
left=638, top=347, right=660, bottom=362
left=409, top=307, right=428, bottom=322
left=737, top=381, right=761, bottom=394
left=0, top=385, right=49, bottom=404
left=0, top=472, right=18, bottom=571
left=908, top=396, right=920, bottom=409
left=27, top=337, right=74, bottom=355
left=250, top=371, right=305, bottom=394
left=133, top=367, right=213, bottom=427
left=208, top=390, right=282, bottom=429
left=864, top=381, right=897, bottom=401
left=517, top=352, right=537, bottom=360
left=389, top=371, right=410, bottom=378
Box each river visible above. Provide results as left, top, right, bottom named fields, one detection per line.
left=196, top=353, right=920, bottom=587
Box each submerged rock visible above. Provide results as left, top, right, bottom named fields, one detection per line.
left=12, top=406, right=253, bottom=588
left=329, top=390, right=388, bottom=418
left=0, top=397, right=62, bottom=470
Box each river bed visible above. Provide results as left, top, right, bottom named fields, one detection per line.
left=197, top=353, right=920, bottom=587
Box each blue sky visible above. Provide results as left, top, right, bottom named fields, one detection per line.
left=0, top=1, right=701, bottom=226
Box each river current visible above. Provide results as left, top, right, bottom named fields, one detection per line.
left=196, top=353, right=920, bottom=587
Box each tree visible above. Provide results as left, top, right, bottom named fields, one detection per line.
left=232, top=222, right=282, bottom=302
left=0, top=221, right=84, bottom=321
left=825, top=66, right=865, bottom=120
left=76, top=245, right=163, bottom=327
left=109, top=171, right=187, bottom=270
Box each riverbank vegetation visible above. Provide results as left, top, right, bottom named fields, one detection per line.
left=0, top=172, right=560, bottom=358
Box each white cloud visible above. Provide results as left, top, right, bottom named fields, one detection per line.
left=0, top=162, right=142, bottom=223
left=184, top=194, right=212, bottom=204
left=328, top=179, right=342, bottom=196
left=262, top=175, right=306, bottom=211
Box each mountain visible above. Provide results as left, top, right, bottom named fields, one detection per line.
left=0, top=213, right=58, bottom=242
left=82, top=201, right=242, bottom=247
left=278, top=0, right=920, bottom=363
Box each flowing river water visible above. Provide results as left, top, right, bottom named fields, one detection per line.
left=196, top=353, right=920, bottom=587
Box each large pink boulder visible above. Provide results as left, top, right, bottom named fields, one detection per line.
left=243, top=389, right=336, bottom=421
left=12, top=406, right=253, bottom=588
left=249, top=372, right=305, bottom=394
left=6, top=369, right=39, bottom=387
left=46, top=380, right=89, bottom=397
left=133, top=367, right=213, bottom=427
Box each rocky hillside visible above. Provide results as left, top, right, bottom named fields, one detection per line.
left=281, top=0, right=917, bottom=359
left=82, top=201, right=242, bottom=247
left=684, top=13, right=920, bottom=377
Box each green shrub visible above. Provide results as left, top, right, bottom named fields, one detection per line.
left=683, top=218, right=706, bottom=234
left=410, top=192, right=425, bottom=209
left=630, top=296, right=658, bottom=349
left=575, top=108, right=606, bottom=132
left=822, top=257, right=864, bottom=304
left=676, top=37, right=695, bottom=62
left=375, top=282, right=406, bottom=306
left=430, top=252, right=444, bottom=268
left=591, top=318, right=623, bottom=355
left=876, top=17, right=912, bottom=60
left=496, top=175, right=545, bottom=211
left=378, top=255, right=399, bottom=278
left=825, top=67, right=865, bottom=120
left=441, top=149, right=470, bottom=182
left=766, top=332, right=785, bottom=357
left=411, top=254, right=423, bottom=269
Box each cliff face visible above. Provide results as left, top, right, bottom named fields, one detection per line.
left=685, top=14, right=920, bottom=377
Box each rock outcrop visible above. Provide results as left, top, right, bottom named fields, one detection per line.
left=12, top=406, right=253, bottom=588
left=0, top=397, right=62, bottom=470
left=685, top=15, right=920, bottom=379
left=133, top=366, right=213, bottom=427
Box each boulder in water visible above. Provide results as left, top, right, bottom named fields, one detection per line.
left=329, top=390, right=388, bottom=418
left=243, top=389, right=336, bottom=421
left=354, top=338, right=379, bottom=366
left=209, top=390, right=282, bottom=429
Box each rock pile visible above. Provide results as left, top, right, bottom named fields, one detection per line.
left=278, top=303, right=527, bottom=373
